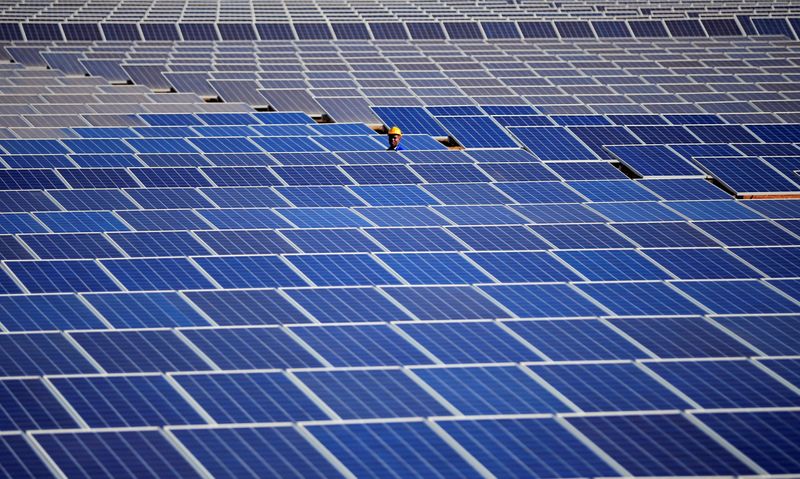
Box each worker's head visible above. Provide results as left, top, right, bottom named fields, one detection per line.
left=387, top=126, right=402, bottom=149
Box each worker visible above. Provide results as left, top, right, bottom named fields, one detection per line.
left=386, top=126, right=406, bottom=151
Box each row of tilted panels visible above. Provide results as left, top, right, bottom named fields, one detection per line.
left=3, top=17, right=800, bottom=42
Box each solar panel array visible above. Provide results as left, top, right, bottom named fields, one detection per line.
left=2, top=1, right=800, bottom=477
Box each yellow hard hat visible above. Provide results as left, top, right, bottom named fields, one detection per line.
left=388, top=126, right=403, bottom=136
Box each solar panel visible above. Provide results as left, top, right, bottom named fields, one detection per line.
left=35, top=430, right=202, bottom=478
left=644, top=246, right=760, bottom=279
left=509, top=127, right=599, bottom=160
left=0, top=434, right=53, bottom=478
left=50, top=374, right=204, bottom=427
left=556, top=249, right=670, bottom=281
left=481, top=283, right=607, bottom=318
left=436, top=116, right=519, bottom=148
left=174, top=372, right=326, bottom=423
left=172, top=426, right=342, bottom=479
left=371, top=107, right=448, bottom=136
left=531, top=362, right=690, bottom=411
left=400, top=322, right=541, bottom=364
left=673, top=279, right=800, bottom=314
left=296, top=369, right=449, bottom=419
left=609, top=145, right=704, bottom=177
left=695, top=411, right=800, bottom=475
left=695, top=156, right=800, bottom=195
left=645, top=359, right=799, bottom=408
left=438, top=417, right=617, bottom=478
left=694, top=220, right=800, bottom=247
left=566, top=414, right=754, bottom=476
left=613, top=317, right=757, bottom=358
left=85, top=292, right=208, bottom=328
left=577, top=281, right=707, bottom=316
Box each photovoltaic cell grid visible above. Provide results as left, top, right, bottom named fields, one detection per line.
left=1, top=10, right=800, bottom=479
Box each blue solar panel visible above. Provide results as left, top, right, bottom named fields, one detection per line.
left=666, top=200, right=762, bottom=220
left=295, top=324, right=432, bottom=366
left=613, top=317, right=757, bottom=358
left=696, top=411, right=800, bottom=475
left=284, top=228, right=380, bottom=253
left=645, top=360, right=800, bottom=408
left=0, top=140, right=68, bottom=155
left=578, top=281, right=707, bottom=316
left=673, top=280, right=800, bottom=314
left=467, top=251, right=581, bottom=282
left=182, top=327, right=321, bottom=369
left=367, top=226, right=462, bottom=252
left=644, top=248, right=761, bottom=279
left=0, top=169, right=65, bottom=190
left=0, top=294, right=103, bottom=331
left=609, top=145, right=704, bottom=177
left=172, top=426, right=342, bottom=479
left=108, top=231, right=209, bottom=257
left=556, top=249, right=670, bottom=281
left=0, top=434, right=53, bottom=478
left=628, top=125, right=700, bottom=144
left=174, top=372, right=326, bottom=423
left=688, top=125, right=760, bottom=143
left=424, top=183, right=509, bottom=205
left=102, top=258, right=214, bottom=291
left=568, top=126, right=642, bottom=160
left=22, top=233, right=123, bottom=259
left=399, top=322, right=541, bottom=363
left=0, top=378, right=78, bottom=430
left=355, top=207, right=446, bottom=227
left=716, top=316, right=800, bottom=355
left=415, top=365, right=569, bottom=414
left=694, top=156, right=800, bottom=195
left=183, top=289, right=303, bottom=326
left=371, top=107, right=448, bottom=136
left=589, top=202, right=684, bottom=221
left=732, top=246, right=800, bottom=278
left=546, top=162, right=627, bottom=181
left=509, top=127, right=599, bottom=160
left=531, top=223, right=634, bottom=249
left=287, top=253, right=400, bottom=286
left=531, top=362, right=690, bottom=411
left=84, top=292, right=208, bottom=328
left=437, top=418, right=617, bottom=479
left=695, top=220, right=800, bottom=247
left=193, top=255, right=305, bottom=288
left=613, top=222, right=718, bottom=247
left=286, top=287, right=408, bottom=323
left=50, top=375, right=205, bottom=427
left=433, top=205, right=527, bottom=225
left=506, top=319, right=648, bottom=360
left=568, top=180, right=659, bottom=202
left=9, top=260, right=118, bottom=293
left=311, top=422, right=477, bottom=477
left=436, top=116, right=518, bottom=148
left=638, top=178, right=731, bottom=200
left=567, top=414, right=754, bottom=476
left=35, top=430, right=202, bottom=479
left=36, top=211, right=129, bottom=233
left=383, top=285, right=508, bottom=320
left=748, top=124, right=800, bottom=143
left=117, top=210, right=209, bottom=231
left=200, top=208, right=290, bottom=229
left=481, top=283, right=606, bottom=318
left=71, top=329, right=209, bottom=372
left=296, top=369, right=449, bottom=419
